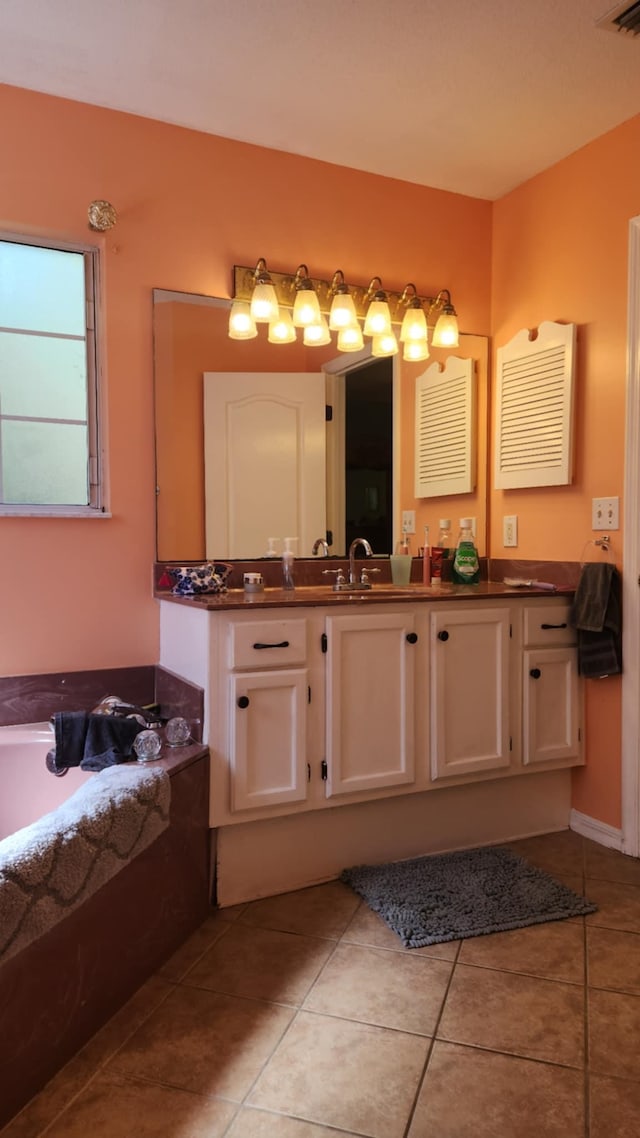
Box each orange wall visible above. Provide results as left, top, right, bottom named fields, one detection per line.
left=0, top=82, right=491, bottom=676
left=491, top=113, right=640, bottom=829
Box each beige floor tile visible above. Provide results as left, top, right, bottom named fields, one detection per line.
left=0, top=976, right=175, bottom=1138
left=342, top=903, right=460, bottom=960
left=589, top=988, right=640, bottom=1081
left=40, top=1073, right=237, bottom=1138
left=585, top=843, right=640, bottom=887
left=248, top=1010, right=429, bottom=1138
left=226, top=1107, right=363, bottom=1137
left=508, top=831, right=584, bottom=878
left=107, top=984, right=294, bottom=1101
left=183, top=923, right=334, bottom=1005
left=590, top=1073, right=640, bottom=1137
left=588, top=927, right=640, bottom=995
left=238, top=881, right=360, bottom=939
left=408, top=1041, right=585, bottom=1138
left=303, top=942, right=451, bottom=1034
left=458, top=918, right=585, bottom=983
left=438, top=963, right=584, bottom=1067
left=157, top=915, right=232, bottom=982
left=585, top=879, right=640, bottom=933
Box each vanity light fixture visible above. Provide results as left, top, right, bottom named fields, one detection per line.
left=249, top=258, right=280, bottom=323
left=292, top=265, right=322, bottom=327
left=430, top=289, right=459, bottom=348
left=229, top=261, right=460, bottom=356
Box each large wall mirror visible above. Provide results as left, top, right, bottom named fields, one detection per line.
left=153, top=289, right=489, bottom=562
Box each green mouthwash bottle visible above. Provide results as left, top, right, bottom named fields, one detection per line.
left=452, top=517, right=480, bottom=584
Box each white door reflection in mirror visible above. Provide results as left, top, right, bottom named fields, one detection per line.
left=203, top=372, right=326, bottom=560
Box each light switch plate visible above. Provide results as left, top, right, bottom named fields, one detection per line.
left=402, top=510, right=416, bottom=534
left=592, top=497, right=619, bottom=530
left=503, top=515, right=518, bottom=547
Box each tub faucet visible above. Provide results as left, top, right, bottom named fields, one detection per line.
left=348, top=538, right=373, bottom=584
left=312, top=537, right=330, bottom=557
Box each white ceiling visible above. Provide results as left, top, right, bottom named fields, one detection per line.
left=2, top=0, right=640, bottom=200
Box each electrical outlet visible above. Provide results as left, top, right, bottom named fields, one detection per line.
left=503, top=515, right=518, bottom=547
left=402, top=510, right=416, bottom=534
left=592, top=497, right=619, bottom=530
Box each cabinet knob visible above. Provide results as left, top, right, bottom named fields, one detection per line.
left=438, top=630, right=449, bottom=642
left=237, top=695, right=250, bottom=708
left=529, top=668, right=541, bottom=679
left=406, top=632, right=418, bottom=644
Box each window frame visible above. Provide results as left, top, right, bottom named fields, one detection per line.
left=0, top=231, right=107, bottom=517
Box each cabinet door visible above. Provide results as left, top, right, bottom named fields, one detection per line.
left=523, top=648, right=580, bottom=765
left=325, top=612, right=416, bottom=797
left=430, top=607, right=511, bottom=780
left=230, top=669, right=308, bottom=812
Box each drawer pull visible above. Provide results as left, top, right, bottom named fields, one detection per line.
left=540, top=622, right=567, bottom=630
left=252, top=640, right=290, bottom=650
left=237, top=695, right=250, bottom=708
left=529, top=668, right=541, bottom=679
left=406, top=632, right=418, bottom=644
left=438, top=630, right=449, bottom=642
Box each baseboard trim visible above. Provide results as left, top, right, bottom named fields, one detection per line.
left=570, top=809, right=623, bottom=851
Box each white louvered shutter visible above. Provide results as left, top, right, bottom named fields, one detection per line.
left=414, top=356, right=476, bottom=498
left=494, top=321, right=576, bottom=489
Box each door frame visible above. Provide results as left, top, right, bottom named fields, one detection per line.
left=621, top=215, right=640, bottom=856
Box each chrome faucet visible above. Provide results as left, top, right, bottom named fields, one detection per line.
left=348, top=537, right=373, bottom=584
left=312, top=537, right=330, bottom=557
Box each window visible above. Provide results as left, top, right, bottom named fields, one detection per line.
left=0, top=235, right=104, bottom=515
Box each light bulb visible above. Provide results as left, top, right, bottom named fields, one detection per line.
left=293, top=288, right=321, bottom=327
left=268, top=308, right=297, bottom=344
left=250, top=280, right=279, bottom=323
left=363, top=298, right=392, bottom=337
left=337, top=324, right=365, bottom=352
left=228, top=300, right=257, bottom=340
left=403, top=340, right=430, bottom=362
left=400, top=305, right=428, bottom=343
left=303, top=316, right=332, bottom=346
left=329, top=291, right=357, bottom=330
left=431, top=312, right=459, bottom=348
left=371, top=331, right=398, bottom=357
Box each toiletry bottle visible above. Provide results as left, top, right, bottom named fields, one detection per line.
left=422, top=525, right=431, bottom=585
left=452, top=518, right=480, bottom=584
left=282, top=537, right=297, bottom=590
left=431, top=518, right=452, bottom=587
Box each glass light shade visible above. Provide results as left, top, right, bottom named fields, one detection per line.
left=268, top=308, right=297, bottom=344
left=371, top=330, right=398, bottom=357
left=337, top=324, right=365, bottom=352
left=403, top=340, right=430, bottom=362
left=329, top=291, right=357, bottom=330
left=432, top=312, right=459, bottom=348
left=363, top=299, right=392, bottom=337
left=400, top=306, right=428, bottom=343
left=228, top=300, right=258, bottom=340
left=250, top=281, right=279, bottom=323
left=303, top=316, right=332, bottom=346
left=292, top=288, right=321, bottom=327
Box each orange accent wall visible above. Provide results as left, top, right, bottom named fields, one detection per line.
left=491, top=114, right=640, bottom=829
left=0, top=82, right=491, bottom=676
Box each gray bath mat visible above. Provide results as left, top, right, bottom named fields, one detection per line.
left=340, top=845, right=597, bottom=948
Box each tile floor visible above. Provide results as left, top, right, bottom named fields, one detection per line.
left=3, top=830, right=640, bottom=1138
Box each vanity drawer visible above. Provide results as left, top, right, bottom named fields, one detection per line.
left=228, top=619, right=307, bottom=669
left=523, top=604, right=575, bottom=647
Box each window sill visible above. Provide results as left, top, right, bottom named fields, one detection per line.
left=0, top=506, right=112, bottom=518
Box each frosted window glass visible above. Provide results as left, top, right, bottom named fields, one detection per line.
left=0, top=242, right=85, bottom=336
left=0, top=332, right=87, bottom=420
left=1, top=421, right=89, bottom=504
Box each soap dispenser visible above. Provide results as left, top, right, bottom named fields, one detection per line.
left=282, top=537, right=298, bottom=590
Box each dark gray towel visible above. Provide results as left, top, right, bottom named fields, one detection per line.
left=48, top=712, right=144, bottom=773
left=570, top=563, right=622, bottom=678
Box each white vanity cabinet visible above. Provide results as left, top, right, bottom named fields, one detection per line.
left=428, top=605, right=512, bottom=781
left=520, top=602, right=581, bottom=767
left=323, top=610, right=417, bottom=798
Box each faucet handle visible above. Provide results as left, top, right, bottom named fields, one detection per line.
left=323, top=568, right=347, bottom=590
left=360, top=567, right=380, bottom=585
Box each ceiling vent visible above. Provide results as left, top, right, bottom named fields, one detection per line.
left=596, top=2, right=640, bottom=35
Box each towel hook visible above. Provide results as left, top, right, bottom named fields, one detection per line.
left=580, top=534, right=614, bottom=567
